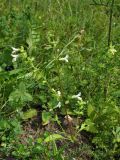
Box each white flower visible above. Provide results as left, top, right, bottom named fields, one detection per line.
left=72, top=92, right=82, bottom=101
left=80, top=29, right=85, bottom=35
left=56, top=102, right=61, bottom=108
left=11, top=47, right=20, bottom=54
left=57, top=91, right=61, bottom=97
left=59, top=55, right=69, bottom=63
left=11, top=54, right=19, bottom=62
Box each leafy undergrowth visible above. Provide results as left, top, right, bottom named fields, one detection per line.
left=0, top=114, right=93, bottom=160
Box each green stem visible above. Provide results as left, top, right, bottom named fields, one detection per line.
left=108, top=0, right=115, bottom=46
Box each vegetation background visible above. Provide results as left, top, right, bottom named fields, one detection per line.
left=0, top=0, right=120, bottom=159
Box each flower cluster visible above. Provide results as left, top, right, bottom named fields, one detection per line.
left=11, top=47, right=20, bottom=62
left=59, top=55, right=69, bottom=63
left=72, top=92, right=82, bottom=101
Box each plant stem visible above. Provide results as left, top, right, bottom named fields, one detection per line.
left=104, top=0, right=115, bottom=101
left=108, top=0, right=115, bottom=46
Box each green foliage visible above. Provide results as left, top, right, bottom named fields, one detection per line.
left=0, top=0, right=120, bottom=159
left=42, top=110, right=52, bottom=125
left=44, top=134, right=64, bottom=143
left=22, top=108, right=37, bottom=120
left=9, top=82, right=33, bottom=108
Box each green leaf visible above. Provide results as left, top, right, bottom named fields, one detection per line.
left=44, top=134, right=64, bottom=143
left=22, top=109, right=37, bottom=120
left=22, top=92, right=33, bottom=102
left=37, top=138, right=43, bottom=143
left=9, top=69, right=23, bottom=75
left=42, top=111, right=52, bottom=125
left=0, top=120, right=10, bottom=130
left=80, top=119, right=98, bottom=133
left=87, top=105, right=94, bottom=117
left=9, top=82, right=33, bottom=105
left=19, top=82, right=26, bottom=92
